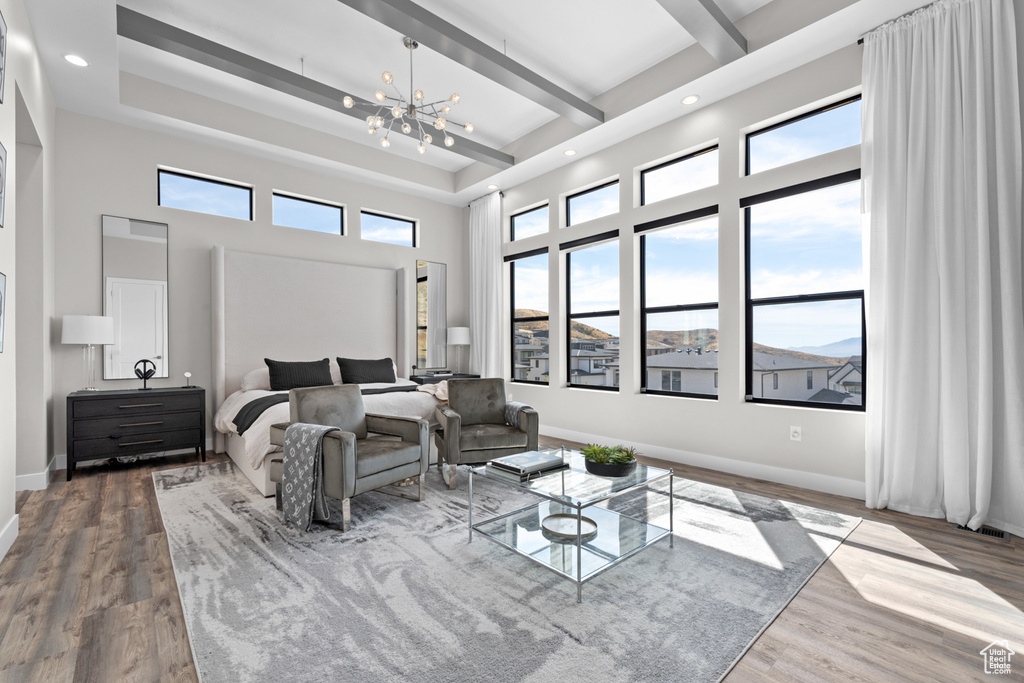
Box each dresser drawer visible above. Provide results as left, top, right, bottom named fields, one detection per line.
left=73, top=393, right=202, bottom=419
left=73, top=411, right=201, bottom=439
left=72, top=428, right=202, bottom=460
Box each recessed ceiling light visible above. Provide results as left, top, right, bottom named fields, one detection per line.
left=681, top=94, right=700, bottom=105
left=563, top=149, right=577, bottom=157
left=64, top=54, right=89, bottom=67
left=487, top=184, right=498, bottom=190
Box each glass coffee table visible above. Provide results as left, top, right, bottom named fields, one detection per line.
left=468, top=449, right=673, bottom=602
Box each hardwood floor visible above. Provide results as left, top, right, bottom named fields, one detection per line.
left=1, top=441, right=1021, bottom=682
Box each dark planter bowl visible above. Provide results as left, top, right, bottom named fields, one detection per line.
left=584, top=459, right=637, bottom=478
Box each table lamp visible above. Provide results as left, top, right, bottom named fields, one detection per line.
left=448, top=326, right=470, bottom=374
left=62, top=315, right=115, bottom=391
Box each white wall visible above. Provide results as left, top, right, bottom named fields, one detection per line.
left=1, top=0, right=57, bottom=548
left=51, top=111, right=468, bottom=460
left=501, top=45, right=866, bottom=496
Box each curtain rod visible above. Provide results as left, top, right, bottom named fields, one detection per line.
left=467, top=190, right=503, bottom=207
left=857, top=2, right=937, bottom=45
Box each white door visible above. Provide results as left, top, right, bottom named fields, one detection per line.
left=105, top=277, right=168, bottom=379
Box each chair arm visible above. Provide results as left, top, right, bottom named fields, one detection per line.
left=517, top=408, right=540, bottom=451
left=434, top=404, right=462, bottom=466
left=269, top=422, right=290, bottom=448
left=321, top=429, right=358, bottom=500
left=365, top=414, right=430, bottom=472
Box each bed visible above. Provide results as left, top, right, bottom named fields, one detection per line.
left=211, top=246, right=437, bottom=496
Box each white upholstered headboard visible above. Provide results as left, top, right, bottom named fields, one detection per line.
left=211, top=246, right=410, bottom=450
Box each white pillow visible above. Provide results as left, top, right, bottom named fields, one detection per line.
left=241, top=367, right=271, bottom=391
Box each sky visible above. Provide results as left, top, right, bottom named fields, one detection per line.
left=273, top=194, right=343, bottom=234
left=643, top=149, right=718, bottom=204
left=747, top=99, right=861, bottom=174
left=512, top=205, right=548, bottom=240
left=361, top=213, right=415, bottom=246
left=569, top=183, right=619, bottom=225
left=159, top=173, right=251, bottom=220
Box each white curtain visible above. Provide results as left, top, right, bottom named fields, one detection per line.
left=468, top=192, right=503, bottom=378
left=863, top=0, right=1024, bottom=535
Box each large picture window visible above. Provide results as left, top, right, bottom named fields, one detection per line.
left=566, top=181, right=619, bottom=226
left=746, top=96, right=861, bottom=175
left=638, top=206, right=719, bottom=398
left=507, top=248, right=549, bottom=383
left=564, top=232, right=620, bottom=389
left=510, top=205, right=548, bottom=241
left=743, top=170, right=864, bottom=410
left=640, top=146, right=719, bottom=206
left=157, top=169, right=252, bottom=220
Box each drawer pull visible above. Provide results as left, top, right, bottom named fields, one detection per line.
left=119, top=421, right=164, bottom=428
left=119, top=403, right=164, bottom=409
left=118, top=439, right=164, bottom=447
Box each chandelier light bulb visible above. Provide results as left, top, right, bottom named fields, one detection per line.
left=343, top=96, right=354, bottom=108
left=414, top=89, right=424, bottom=102
left=449, top=92, right=460, bottom=104
left=368, top=127, right=377, bottom=135
left=391, top=105, right=403, bottom=118
left=434, top=117, right=446, bottom=130
left=375, top=90, right=387, bottom=102
left=423, top=133, right=432, bottom=144
left=441, top=105, right=451, bottom=114
left=418, top=143, right=426, bottom=154
left=381, top=137, right=390, bottom=148
left=401, top=122, right=412, bottom=134
left=464, top=123, right=473, bottom=133
left=444, top=136, right=454, bottom=147
left=374, top=116, right=383, bottom=128
left=382, top=71, right=394, bottom=85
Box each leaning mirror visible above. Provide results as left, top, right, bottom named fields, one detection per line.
left=101, top=215, right=169, bottom=379
left=416, top=260, right=447, bottom=369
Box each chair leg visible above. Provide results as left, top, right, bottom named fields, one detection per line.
left=417, top=473, right=425, bottom=501
left=340, top=498, right=351, bottom=532
left=275, top=483, right=282, bottom=511
left=377, top=474, right=426, bottom=502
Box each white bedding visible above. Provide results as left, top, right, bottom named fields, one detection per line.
left=213, top=379, right=439, bottom=470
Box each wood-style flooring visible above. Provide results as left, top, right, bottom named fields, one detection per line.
left=0, top=439, right=1021, bottom=682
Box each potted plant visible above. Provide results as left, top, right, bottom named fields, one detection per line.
left=581, top=443, right=638, bottom=477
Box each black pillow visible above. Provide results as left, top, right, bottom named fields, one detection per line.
left=264, top=358, right=333, bottom=391
left=336, top=357, right=396, bottom=384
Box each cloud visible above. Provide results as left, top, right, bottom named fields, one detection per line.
left=512, top=208, right=548, bottom=239
left=749, top=182, right=861, bottom=241
left=512, top=260, right=549, bottom=312
left=751, top=268, right=862, bottom=299
left=643, top=151, right=718, bottom=204
left=569, top=185, right=619, bottom=224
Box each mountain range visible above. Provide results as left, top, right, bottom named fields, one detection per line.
left=789, top=337, right=862, bottom=357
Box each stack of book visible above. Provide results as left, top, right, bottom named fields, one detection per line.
left=485, top=450, right=569, bottom=483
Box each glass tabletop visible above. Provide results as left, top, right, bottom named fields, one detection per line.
left=471, top=450, right=672, bottom=507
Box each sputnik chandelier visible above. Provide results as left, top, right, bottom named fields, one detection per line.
left=343, top=37, right=472, bottom=154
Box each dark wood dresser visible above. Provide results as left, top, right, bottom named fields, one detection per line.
left=66, top=387, right=206, bottom=480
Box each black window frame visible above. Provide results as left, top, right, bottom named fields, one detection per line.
left=360, top=210, right=417, bottom=248
left=562, top=230, right=620, bottom=391
left=566, top=179, right=619, bottom=227
left=742, top=169, right=866, bottom=411
left=636, top=205, right=720, bottom=400
left=272, top=192, right=344, bottom=235
left=157, top=169, right=253, bottom=221
left=745, top=95, right=862, bottom=176
left=640, top=145, right=719, bottom=206
left=510, top=204, right=549, bottom=242
left=506, top=247, right=550, bottom=385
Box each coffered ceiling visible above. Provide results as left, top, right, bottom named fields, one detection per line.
left=26, top=0, right=933, bottom=205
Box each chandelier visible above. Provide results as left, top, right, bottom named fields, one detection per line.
left=343, top=37, right=472, bottom=154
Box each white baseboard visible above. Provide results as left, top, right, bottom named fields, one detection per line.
left=16, top=456, right=58, bottom=492
left=540, top=426, right=866, bottom=501
left=0, top=515, right=18, bottom=563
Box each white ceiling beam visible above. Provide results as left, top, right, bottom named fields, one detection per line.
left=115, top=6, right=514, bottom=169
left=655, top=0, right=747, bottom=64
left=333, top=0, right=605, bottom=129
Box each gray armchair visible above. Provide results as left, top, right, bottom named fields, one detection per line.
left=268, top=384, right=429, bottom=532
left=434, top=378, right=539, bottom=489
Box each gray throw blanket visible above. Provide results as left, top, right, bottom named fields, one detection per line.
left=504, top=401, right=531, bottom=429
left=282, top=423, right=339, bottom=531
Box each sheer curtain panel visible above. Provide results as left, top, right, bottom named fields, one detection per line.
left=863, top=0, right=1024, bottom=535
left=469, top=192, right=503, bottom=378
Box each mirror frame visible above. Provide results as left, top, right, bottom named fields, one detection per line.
left=416, top=260, right=447, bottom=370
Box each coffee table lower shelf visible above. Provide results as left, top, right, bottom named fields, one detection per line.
left=470, top=500, right=671, bottom=599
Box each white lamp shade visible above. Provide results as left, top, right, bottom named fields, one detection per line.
left=61, top=315, right=115, bottom=345
left=447, top=326, right=470, bottom=346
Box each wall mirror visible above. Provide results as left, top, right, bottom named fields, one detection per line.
left=102, top=215, right=169, bottom=379
left=416, top=260, right=447, bottom=369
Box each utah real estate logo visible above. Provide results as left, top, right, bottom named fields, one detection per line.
left=980, top=640, right=1015, bottom=675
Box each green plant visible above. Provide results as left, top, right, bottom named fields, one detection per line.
left=581, top=443, right=638, bottom=465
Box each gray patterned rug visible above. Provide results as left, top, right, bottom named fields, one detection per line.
left=153, top=461, right=859, bottom=683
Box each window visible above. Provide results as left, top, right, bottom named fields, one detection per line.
left=567, top=181, right=618, bottom=226
left=638, top=207, right=719, bottom=398
left=744, top=170, right=864, bottom=410
left=746, top=96, right=861, bottom=175
left=511, top=205, right=548, bottom=241
left=507, top=248, right=549, bottom=384
left=641, top=146, right=718, bottom=205
left=273, top=193, right=343, bottom=235
left=157, top=170, right=252, bottom=220
left=361, top=211, right=416, bottom=247
left=564, top=232, right=619, bottom=389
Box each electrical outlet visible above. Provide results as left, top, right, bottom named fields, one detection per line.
left=790, top=426, right=802, bottom=442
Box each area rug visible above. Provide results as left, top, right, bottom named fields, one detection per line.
left=153, top=461, right=860, bottom=683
